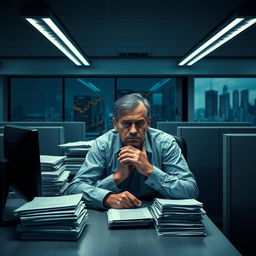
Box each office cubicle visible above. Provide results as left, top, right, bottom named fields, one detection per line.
left=223, top=134, right=256, bottom=255
left=157, top=122, right=252, bottom=135
left=0, top=122, right=86, bottom=143
left=32, top=126, right=64, bottom=155
left=0, top=134, right=3, bottom=159
left=177, top=126, right=256, bottom=227
left=0, top=126, right=64, bottom=156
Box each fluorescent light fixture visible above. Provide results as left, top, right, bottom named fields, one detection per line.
left=21, top=2, right=90, bottom=66
left=77, top=79, right=101, bottom=92
left=149, top=78, right=171, bottom=92
left=178, top=2, right=256, bottom=66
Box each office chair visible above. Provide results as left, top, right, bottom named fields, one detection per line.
left=173, top=135, right=187, bottom=160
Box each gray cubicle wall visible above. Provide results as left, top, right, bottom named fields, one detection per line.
left=177, top=126, right=256, bottom=227
left=33, top=126, right=64, bottom=155
left=223, top=134, right=256, bottom=255
left=0, top=122, right=85, bottom=143
left=0, top=126, right=64, bottom=155
left=157, top=122, right=252, bottom=135
left=0, top=134, right=3, bottom=159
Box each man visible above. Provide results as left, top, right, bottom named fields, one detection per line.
left=66, top=93, right=199, bottom=209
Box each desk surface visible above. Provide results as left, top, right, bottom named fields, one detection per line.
left=0, top=204, right=241, bottom=256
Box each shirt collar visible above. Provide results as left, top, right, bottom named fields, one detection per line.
left=144, top=132, right=153, bottom=154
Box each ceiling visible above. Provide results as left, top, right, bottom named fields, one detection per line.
left=1, top=0, right=256, bottom=59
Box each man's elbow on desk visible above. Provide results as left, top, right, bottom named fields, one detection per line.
left=174, top=180, right=199, bottom=199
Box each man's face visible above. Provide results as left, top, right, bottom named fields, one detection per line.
left=113, top=103, right=151, bottom=149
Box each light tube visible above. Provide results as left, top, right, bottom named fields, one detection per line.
left=77, top=79, right=101, bottom=92
left=178, top=18, right=244, bottom=66
left=187, top=18, right=256, bottom=65
left=42, top=18, right=89, bottom=66
left=149, top=78, right=171, bottom=92
left=178, top=9, right=256, bottom=67
left=26, top=18, right=83, bottom=65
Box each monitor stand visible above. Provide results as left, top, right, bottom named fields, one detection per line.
left=0, top=192, right=27, bottom=226
left=0, top=159, right=27, bottom=226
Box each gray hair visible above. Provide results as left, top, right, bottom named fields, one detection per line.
left=113, top=93, right=151, bottom=120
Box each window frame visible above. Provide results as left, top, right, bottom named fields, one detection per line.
left=6, top=75, right=186, bottom=126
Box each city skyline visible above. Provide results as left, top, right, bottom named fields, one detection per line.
left=194, top=78, right=256, bottom=123
left=195, top=78, right=256, bottom=109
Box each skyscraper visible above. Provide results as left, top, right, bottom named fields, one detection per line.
left=232, top=90, right=239, bottom=121
left=205, top=89, right=218, bottom=121
left=240, top=89, right=249, bottom=121
left=241, top=89, right=249, bottom=109
left=233, top=90, right=239, bottom=109
left=219, top=85, right=231, bottom=121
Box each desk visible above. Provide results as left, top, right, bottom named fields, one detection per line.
left=0, top=207, right=241, bottom=256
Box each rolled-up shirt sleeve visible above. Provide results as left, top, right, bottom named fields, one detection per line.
left=66, top=140, right=121, bottom=209
left=145, top=139, right=199, bottom=199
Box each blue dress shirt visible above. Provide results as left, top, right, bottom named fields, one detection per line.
left=66, top=127, right=199, bottom=209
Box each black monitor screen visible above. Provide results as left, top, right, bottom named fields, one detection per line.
left=4, top=125, right=42, bottom=201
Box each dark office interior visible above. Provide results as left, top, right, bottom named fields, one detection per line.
left=0, top=0, right=256, bottom=255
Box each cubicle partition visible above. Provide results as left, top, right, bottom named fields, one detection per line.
left=0, top=126, right=64, bottom=156
left=0, top=134, right=3, bottom=159
left=0, top=122, right=86, bottom=143
left=177, top=126, right=256, bottom=227
left=223, top=134, right=256, bottom=255
left=31, top=126, right=64, bottom=155
left=157, top=122, right=252, bottom=135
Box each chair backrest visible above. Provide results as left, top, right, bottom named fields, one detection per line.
left=173, top=135, right=187, bottom=160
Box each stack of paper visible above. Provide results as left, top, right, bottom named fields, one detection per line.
left=107, top=207, right=153, bottom=228
left=40, top=155, right=70, bottom=196
left=59, top=141, right=94, bottom=175
left=14, top=194, right=88, bottom=240
left=150, top=198, right=206, bottom=236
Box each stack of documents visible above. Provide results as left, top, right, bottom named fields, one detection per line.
left=107, top=207, right=153, bottom=228
left=14, top=194, right=88, bottom=240
left=59, top=141, right=94, bottom=175
left=40, top=155, right=70, bottom=196
left=150, top=198, right=206, bottom=236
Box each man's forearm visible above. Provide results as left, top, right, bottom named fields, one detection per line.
left=145, top=166, right=199, bottom=199
left=103, top=191, right=142, bottom=209
left=66, top=179, right=117, bottom=209
left=113, top=163, right=132, bottom=185
left=113, top=171, right=127, bottom=185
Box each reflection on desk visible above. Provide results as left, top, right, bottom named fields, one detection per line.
left=0, top=206, right=241, bottom=256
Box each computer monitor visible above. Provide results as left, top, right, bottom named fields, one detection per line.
left=0, top=125, right=42, bottom=225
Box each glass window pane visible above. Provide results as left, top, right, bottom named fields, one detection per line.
left=194, top=78, right=256, bottom=123
left=64, top=78, right=115, bottom=136
left=117, top=78, right=177, bottom=128
left=10, top=78, right=62, bottom=121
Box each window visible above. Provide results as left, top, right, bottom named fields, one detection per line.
left=64, top=78, right=115, bottom=135
left=9, top=77, right=179, bottom=134
left=117, top=78, right=177, bottom=128
left=10, top=78, right=62, bottom=121
left=194, top=78, right=256, bottom=123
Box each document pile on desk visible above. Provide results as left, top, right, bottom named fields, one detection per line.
left=107, top=207, right=153, bottom=228
left=14, top=194, right=88, bottom=240
left=150, top=198, right=206, bottom=236
left=40, top=155, right=70, bottom=196
left=59, top=141, right=94, bottom=175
